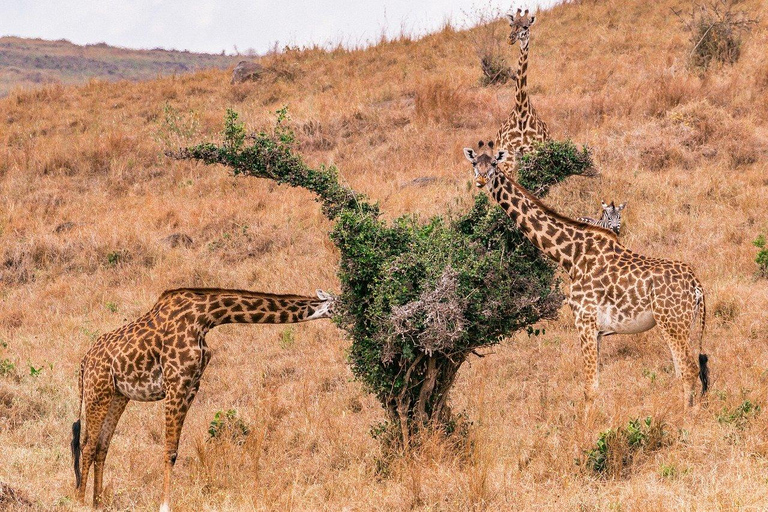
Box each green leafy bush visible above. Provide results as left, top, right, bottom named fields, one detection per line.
left=585, top=417, right=669, bottom=478
left=517, top=140, right=595, bottom=195
left=176, top=110, right=592, bottom=447
left=208, top=409, right=250, bottom=444
left=717, top=400, right=760, bottom=429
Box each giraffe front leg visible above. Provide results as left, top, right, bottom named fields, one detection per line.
left=577, top=322, right=601, bottom=404
left=161, top=371, right=204, bottom=512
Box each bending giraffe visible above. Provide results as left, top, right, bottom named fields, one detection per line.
left=71, top=288, right=335, bottom=511
left=495, top=8, right=550, bottom=167
left=463, top=142, right=708, bottom=409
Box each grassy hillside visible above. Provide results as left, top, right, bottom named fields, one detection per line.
left=0, top=37, right=239, bottom=97
left=1, top=0, right=768, bottom=509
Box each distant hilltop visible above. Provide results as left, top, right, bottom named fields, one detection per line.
left=0, top=36, right=241, bottom=96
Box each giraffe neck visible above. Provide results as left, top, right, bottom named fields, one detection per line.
left=515, top=38, right=531, bottom=115
left=160, top=288, right=331, bottom=329
left=486, top=171, right=614, bottom=275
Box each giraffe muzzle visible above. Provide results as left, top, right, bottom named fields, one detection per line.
left=475, top=177, right=487, bottom=188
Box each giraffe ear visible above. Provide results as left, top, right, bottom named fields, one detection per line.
left=495, top=150, right=508, bottom=163
left=529, top=15, right=536, bottom=26
left=463, top=148, right=476, bottom=162
left=316, top=289, right=334, bottom=301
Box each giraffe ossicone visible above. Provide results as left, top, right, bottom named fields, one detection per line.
left=463, top=142, right=708, bottom=410
left=71, top=288, right=334, bottom=510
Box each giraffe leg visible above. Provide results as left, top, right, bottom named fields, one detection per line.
left=92, top=394, right=129, bottom=507
left=160, top=373, right=205, bottom=512
left=77, top=393, right=112, bottom=504
left=577, top=322, right=601, bottom=403
left=658, top=323, right=699, bottom=410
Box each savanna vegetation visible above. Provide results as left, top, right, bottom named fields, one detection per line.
left=1, top=0, right=767, bottom=509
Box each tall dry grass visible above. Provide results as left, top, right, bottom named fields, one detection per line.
left=1, top=0, right=768, bottom=509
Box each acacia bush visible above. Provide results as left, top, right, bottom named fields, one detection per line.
left=174, top=109, right=593, bottom=448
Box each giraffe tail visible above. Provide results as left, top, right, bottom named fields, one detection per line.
left=693, top=286, right=709, bottom=395
left=71, top=360, right=84, bottom=488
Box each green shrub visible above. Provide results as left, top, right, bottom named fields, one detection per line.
left=585, top=417, right=669, bottom=478
left=0, top=358, right=15, bottom=377
left=753, top=235, right=768, bottom=277
left=176, top=109, right=592, bottom=448
left=717, top=400, right=760, bottom=428
left=208, top=409, right=250, bottom=444
left=517, top=140, right=595, bottom=196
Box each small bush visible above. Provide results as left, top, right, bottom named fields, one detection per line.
left=465, top=4, right=515, bottom=86
left=480, top=55, right=514, bottom=86
left=584, top=417, right=669, bottom=478
left=517, top=140, right=596, bottom=195
left=753, top=235, right=768, bottom=277
left=717, top=400, right=760, bottom=428
left=208, top=409, right=250, bottom=445
left=0, top=359, right=15, bottom=378
left=675, top=1, right=757, bottom=70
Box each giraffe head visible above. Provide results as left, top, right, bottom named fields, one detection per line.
left=601, top=201, right=627, bottom=235
left=309, top=289, right=336, bottom=319
left=506, top=8, right=536, bottom=46
left=463, top=140, right=508, bottom=188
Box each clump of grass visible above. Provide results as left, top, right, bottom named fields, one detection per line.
left=717, top=400, right=760, bottom=429
left=0, top=359, right=15, bottom=378
left=753, top=235, right=768, bottom=277
left=584, top=417, right=670, bottom=478
left=674, top=0, right=757, bottom=70
left=208, top=409, right=251, bottom=445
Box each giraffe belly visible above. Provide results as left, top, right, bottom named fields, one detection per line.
left=596, top=306, right=656, bottom=335
left=115, top=368, right=166, bottom=402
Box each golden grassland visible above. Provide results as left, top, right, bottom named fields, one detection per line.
left=1, top=0, right=768, bottom=509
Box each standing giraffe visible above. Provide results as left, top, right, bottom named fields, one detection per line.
left=462, top=142, right=708, bottom=409
left=495, top=8, right=550, bottom=167
left=578, top=201, right=627, bottom=236
left=71, top=288, right=335, bottom=511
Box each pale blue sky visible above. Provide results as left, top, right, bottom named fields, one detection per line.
left=2, top=0, right=556, bottom=54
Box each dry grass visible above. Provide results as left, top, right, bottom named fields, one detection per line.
left=1, top=0, right=768, bottom=509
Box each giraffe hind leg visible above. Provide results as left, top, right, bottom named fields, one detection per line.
left=77, top=394, right=113, bottom=504
left=92, top=394, right=130, bottom=506
left=657, top=320, right=699, bottom=409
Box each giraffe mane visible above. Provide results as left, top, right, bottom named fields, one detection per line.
left=505, top=175, right=620, bottom=240
left=158, top=288, right=320, bottom=301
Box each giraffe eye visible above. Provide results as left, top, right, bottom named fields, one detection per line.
left=491, top=162, right=497, bottom=167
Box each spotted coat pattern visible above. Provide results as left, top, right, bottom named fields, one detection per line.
left=73, top=288, right=334, bottom=509
left=463, top=148, right=708, bottom=410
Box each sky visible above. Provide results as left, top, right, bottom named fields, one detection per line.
left=2, top=0, right=555, bottom=55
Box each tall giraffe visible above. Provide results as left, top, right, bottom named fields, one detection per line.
left=71, top=288, right=335, bottom=511
left=495, top=8, right=550, bottom=167
left=463, top=142, right=708, bottom=409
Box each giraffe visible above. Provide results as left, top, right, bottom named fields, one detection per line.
left=71, top=288, right=335, bottom=511
left=462, top=141, right=708, bottom=409
left=578, top=201, right=627, bottom=236
left=495, top=8, right=550, bottom=168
